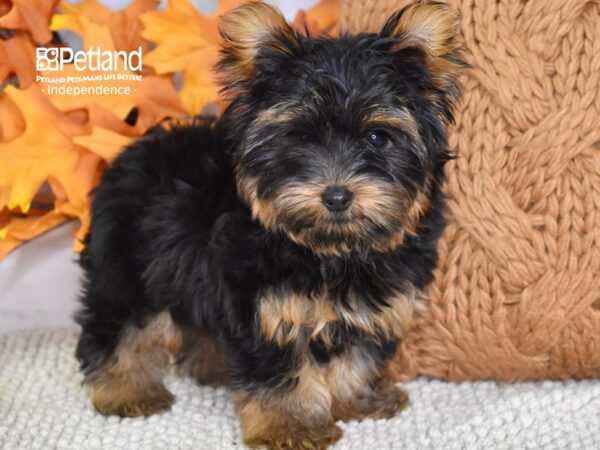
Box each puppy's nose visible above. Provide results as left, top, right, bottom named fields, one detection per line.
left=322, top=186, right=353, bottom=212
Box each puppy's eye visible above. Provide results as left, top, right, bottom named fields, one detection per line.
left=366, top=130, right=388, bottom=148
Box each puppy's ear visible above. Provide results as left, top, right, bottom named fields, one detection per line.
left=381, top=1, right=467, bottom=113
left=219, top=2, right=298, bottom=96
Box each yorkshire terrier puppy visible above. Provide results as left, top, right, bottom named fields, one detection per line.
left=75, top=1, right=465, bottom=448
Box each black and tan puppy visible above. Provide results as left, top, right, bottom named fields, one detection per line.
left=75, top=1, right=465, bottom=448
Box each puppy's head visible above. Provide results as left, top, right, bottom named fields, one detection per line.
left=219, top=1, right=466, bottom=256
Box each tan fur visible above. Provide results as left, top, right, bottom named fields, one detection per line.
left=309, top=294, right=339, bottom=344
left=238, top=172, right=430, bottom=256
left=389, top=2, right=464, bottom=97
left=252, top=102, right=306, bottom=128
left=259, top=289, right=310, bottom=347
left=88, top=312, right=183, bottom=417
left=259, top=286, right=421, bottom=347
left=274, top=184, right=325, bottom=225
left=350, top=178, right=408, bottom=225
left=335, top=287, right=421, bottom=339
left=236, top=173, right=279, bottom=230
left=370, top=229, right=407, bottom=253
left=389, top=2, right=461, bottom=58
left=159, top=116, right=203, bottom=131
left=238, top=174, right=431, bottom=255
left=405, top=187, right=431, bottom=234
left=365, top=107, right=421, bottom=140
left=327, top=346, right=379, bottom=409
left=176, top=329, right=229, bottom=386
left=258, top=288, right=338, bottom=348
left=349, top=176, right=430, bottom=252
left=235, top=358, right=341, bottom=449
left=369, top=184, right=432, bottom=252
left=220, top=3, right=296, bottom=88
left=326, top=346, right=409, bottom=421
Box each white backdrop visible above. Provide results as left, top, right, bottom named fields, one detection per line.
left=0, top=0, right=314, bottom=333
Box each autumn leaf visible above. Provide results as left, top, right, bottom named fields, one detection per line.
left=51, top=0, right=158, bottom=55
left=140, top=0, right=244, bottom=114
left=0, top=0, right=59, bottom=44
left=0, top=209, right=69, bottom=258
left=293, top=0, right=341, bottom=36
left=73, top=126, right=134, bottom=162
left=56, top=0, right=112, bottom=27
left=0, top=31, right=37, bottom=88
left=86, top=103, right=139, bottom=138
left=109, top=0, right=158, bottom=55
left=50, top=11, right=116, bottom=57
left=0, top=85, right=103, bottom=256
left=177, top=57, right=223, bottom=116
left=0, top=85, right=98, bottom=214
left=0, top=93, right=25, bottom=141
left=0, top=189, right=9, bottom=218
left=0, top=0, right=11, bottom=17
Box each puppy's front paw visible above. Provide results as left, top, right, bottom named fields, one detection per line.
left=333, top=381, right=409, bottom=422
left=244, top=422, right=343, bottom=450
left=91, top=380, right=175, bottom=417
left=366, top=382, right=409, bottom=420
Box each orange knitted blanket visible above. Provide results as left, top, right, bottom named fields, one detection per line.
left=342, top=0, right=600, bottom=380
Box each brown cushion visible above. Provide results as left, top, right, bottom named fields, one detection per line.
left=341, top=0, right=600, bottom=380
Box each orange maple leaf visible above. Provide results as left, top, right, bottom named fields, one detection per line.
left=0, top=0, right=11, bottom=17
left=0, top=85, right=103, bottom=255
left=0, top=93, right=25, bottom=141
left=0, top=31, right=37, bottom=88
left=293, top=0, right=341, bottom=36
left=140, top=0, right=244, bottom=114
left=0, top=0, right=59, bottom=44
left=52, top=0, right=158, bottom=55
left=73, top=126, right=134, bottom=163
left=0, top=209, right=69, bottom=259
left=0, top=85, right=100, bottom=211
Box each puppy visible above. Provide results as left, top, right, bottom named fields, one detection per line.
left=75, top=2, right=465, bottom=448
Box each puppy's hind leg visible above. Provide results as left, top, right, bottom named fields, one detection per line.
left=86, top=312, right=183, bottom=417
left=176, top=329, right=230, bottom=386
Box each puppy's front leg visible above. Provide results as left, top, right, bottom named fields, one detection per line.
left=235, top=373, right=342, bottom=449
left=223, top=336, right=342, bottom=449
left=328, top=342, right=409, bottom=422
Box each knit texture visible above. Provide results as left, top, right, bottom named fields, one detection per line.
left=341, top=0, right=600, bottom=380
left=1, top=328, right=599, bottom=449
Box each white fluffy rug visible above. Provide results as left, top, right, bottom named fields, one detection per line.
left=1, top=328, right=599, bottom=449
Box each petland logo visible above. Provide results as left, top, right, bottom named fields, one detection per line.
left=36, top=47, right=143, bottom=96
left=36, top=47, right=143, bottom=72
